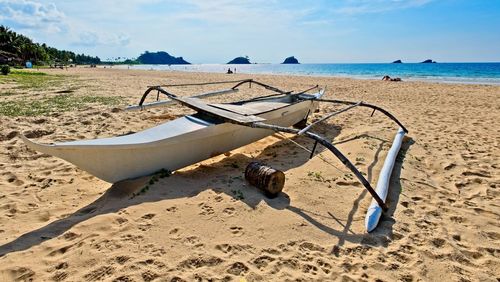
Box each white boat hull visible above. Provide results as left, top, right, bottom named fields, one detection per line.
left=22, top=95, right=321, bottom=183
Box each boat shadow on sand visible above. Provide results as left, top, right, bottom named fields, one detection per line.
left=0, top=124, right=413, bottom=257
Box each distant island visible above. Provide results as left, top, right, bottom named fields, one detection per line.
left=137, top=51, right=190, bottom=65
left=421, top=59, right=437, bottom=63
left=392, top=60, right=402, bottom=64
left=282, top=56, right=300, bottom=64
left=227, top=56, right=251, bottom=64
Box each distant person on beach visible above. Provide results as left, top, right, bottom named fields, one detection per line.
left=382, top=75, right=402, bottom=82
left=227, top=68, right=233, bottom=74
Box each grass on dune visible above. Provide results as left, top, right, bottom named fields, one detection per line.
left=0, top=91, right=16, bottom=97
left=0, top=70, right=68, bottom=90
left=0, top=94, right=121, bottom=117
left=0, top=70, right=121, bottom=116
left=10, top=70, right=48, bottom=76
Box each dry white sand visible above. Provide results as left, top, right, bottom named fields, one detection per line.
left=0, top=67, right=499, bottom=281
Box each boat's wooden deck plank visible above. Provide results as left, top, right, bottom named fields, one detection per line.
left=171, top=96, right=265, bottom=123
left=209, top=103, right=262, bottom=115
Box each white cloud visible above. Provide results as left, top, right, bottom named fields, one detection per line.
left=162, top=0, right=316, bottom=28
left=73, top=30, right=130, bottom=47
left=1, top=0, right=130, bottom=48
left=0, top=0, right=66, bottom=32
left=74, top=31, right=99, bottom=47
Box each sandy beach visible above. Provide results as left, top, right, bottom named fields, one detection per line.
left=0, top=67, right=499, bottom=281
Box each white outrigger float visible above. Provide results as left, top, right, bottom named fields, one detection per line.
left=22, top=79, right=408, bottom=232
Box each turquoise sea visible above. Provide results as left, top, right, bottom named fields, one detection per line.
left=123, top=63, right=500, bottom=85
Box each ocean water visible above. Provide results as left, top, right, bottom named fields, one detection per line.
left=122, top=63, right=500, bottom=85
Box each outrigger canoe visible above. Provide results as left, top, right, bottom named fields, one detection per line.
left=22, top=79, right=408, bottom=232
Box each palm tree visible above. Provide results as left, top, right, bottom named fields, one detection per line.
left=0, top=26, right=18, bottom=54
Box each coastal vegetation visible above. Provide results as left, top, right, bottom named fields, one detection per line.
left=0, top=70, right=67, bottom=90
left=0, top=70, right=120, bottom=117
left=1, top=65, right=10, bottom=75
left=0, top=26, right=101, bottom=66
left=0, top=94, right=120, bottom=117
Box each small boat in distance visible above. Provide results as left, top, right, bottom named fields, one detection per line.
left=22, top=79, right=408, bottom=232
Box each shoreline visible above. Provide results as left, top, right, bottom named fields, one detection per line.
left=112, top=63, right=500, bottom=86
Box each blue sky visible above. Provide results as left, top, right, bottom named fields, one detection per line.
left=1, top=0, right=499, bottom=63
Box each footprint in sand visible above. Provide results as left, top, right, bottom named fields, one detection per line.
left=316, top=259, right=332, bottom=274
left=47, top=244, right=75, bottom=257
left=222, top=207, right=236, bottom=217
left=302, top=264, right=319, bottom=275
left=400, top=273, right=415, bottom=282
left=23, top=129, right=54, bottom=138
left=273, top=257, right=299, bottom=272
left=461, top=250, right=483, bottom=260
left=32, top=118, right=46, bottom=125
left=215, top=243, right=254, bottom=255
left=115, top=255, right=131, bottom=265
left=120, top=234, right=144, bottom=243
left=230, top=226, right=244, bottom=237
left=481, top=231, right=500, bottom=240
left=52, top=271, right=68, bottom=282
left=252, top=255, right=276, bottom=270
left=166, top=206, right=177, bottom=213
left=113, top=275, right=134, bottom=281
left=7, top=267, right=35, bottom=281
left=182, top=236, right=202, bottom=247
left=83, top=266, right=115, bottom=281
left=138, top=258, right=166, bottom=268
left=40, top=178, right=55, bottom=189
left=198, top=202, right=214, bottom=215
left=449, top=215, right=466, bottom=223
left=444, top=163, right=456, bottom=170
left=3, top=172, right=23, bottom=186
left=169, top=228, right=182, bottom=240
left=226, top=262, right=249, bottom=276
left=299, top=241, right=325, bottom=252
left=262, top=248, right=281, bottom=255
left=62, top=232, right=80, bottom=241
left=138, top=223, right=153, bottom=231
left=141, top=270, right=159, bottom=282
left=462, top=170, right=491, bottom=178
left=141, top=213, right=156, bottom=220
left=336, top=181, right=361, bottom=187
left=54, top=262, right=68, bottom=270
left=116, top=217, right=128, bottom=225
left=0, top=131, right=19, bottom=141
left=178, top=255, right=224, bottom=269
